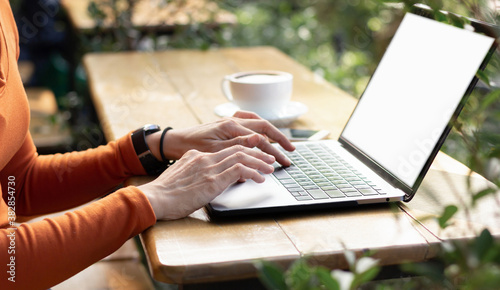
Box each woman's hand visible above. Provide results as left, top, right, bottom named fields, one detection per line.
left=146, top=111, right=295, bottom=166
left=138, top=145, right=276, bottom=220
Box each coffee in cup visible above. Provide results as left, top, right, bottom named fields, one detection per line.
left=221, top=70, right=293, bottom=119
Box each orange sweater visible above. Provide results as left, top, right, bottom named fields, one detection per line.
left=0, top=1, right=156, bottom=289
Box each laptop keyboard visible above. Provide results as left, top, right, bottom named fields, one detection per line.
left=273, top=143, right=386, bottom=201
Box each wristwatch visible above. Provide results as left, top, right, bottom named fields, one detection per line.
left=131, top=124, right=167, bottom=175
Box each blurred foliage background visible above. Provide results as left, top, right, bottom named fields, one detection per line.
left=84, top=0, right=500, bottom=180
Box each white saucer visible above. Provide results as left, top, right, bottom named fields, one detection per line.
left=214, top=101, right=308, bottom=127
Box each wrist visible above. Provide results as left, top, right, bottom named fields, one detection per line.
left=138, top=182, right=180, bottom=220
left=145, top=132, right=162, bottom=161
left=137, top=183, right=163, bottom=220
left=145, top=128, right=185, bottom=160
left=153, top=129, right=185, bottom=160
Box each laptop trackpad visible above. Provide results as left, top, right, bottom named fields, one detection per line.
left=210, top=175, right=294, bottom=210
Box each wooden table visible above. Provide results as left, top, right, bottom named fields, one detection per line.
left=83, top=46, right=500, bottom=286
left=61, top=0, right=236, bottom=33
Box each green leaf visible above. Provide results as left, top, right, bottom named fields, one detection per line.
left=354, top=266, right=380, bottom=286
left=466, top=265, right=500, bottom=289
left=482, top=246, right=500, bottom=265
left=473, top=229, right=494, bottom=262
left=426, top=0, right=444, bottom=13
left=476, top=70, right=491, bottom=87
left=476, top=132, right=500, bottom=145
left=286, top=259, right=312, bottom=290
left=472, top=188, right=496, bottom=205
left=256, top=261, right=287, bottom=290
left=401, top=262, right=445, bottom=282
left=315, top=268, right=340, bottom=290
left=480, top=89, right=500, bottom=111
left=446, top=13, right=464, bottom=28
left=434, top=10, right=448, bottom=23
left=488, top=147, right=500, bottom=159
left=437, top=205, right=458, bottom=229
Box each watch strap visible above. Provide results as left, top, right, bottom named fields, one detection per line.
left=131, top=125, right=167, bottom=175
left=159, top=127, right=176, bottom=168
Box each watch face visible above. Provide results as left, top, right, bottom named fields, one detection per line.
left=143, top=124, right=161, bottom=135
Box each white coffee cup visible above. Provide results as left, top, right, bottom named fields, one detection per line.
left=221, top=70, right=293, bottom=119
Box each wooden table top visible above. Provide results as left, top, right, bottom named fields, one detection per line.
left=83, top=46, right=500, bottom=284
left=61, top=0, right=236, bottom=32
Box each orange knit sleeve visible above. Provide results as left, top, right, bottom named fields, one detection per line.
left=0, top=132, right=157, bottom=290
left=0, top=186, right=156, bottom=289
left=0, top=132, right=148, bottom=217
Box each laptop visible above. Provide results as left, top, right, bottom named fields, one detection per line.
left=207, top=7, right=498, bottom=216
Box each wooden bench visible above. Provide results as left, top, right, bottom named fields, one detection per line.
left=18, top=61, right=35, bottom=85
left=26, top=88, right=73, bottom=152
left=26, top=87, right=58, bottom=115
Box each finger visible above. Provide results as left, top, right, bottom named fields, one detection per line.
left=220, top=118, right=291, bottom=153
left=218, top=163, right=266, bottom=185
left=214, top=121, right=292, bottom=166
left=234, top=118, right=295, bottom=152
left=235, top=134, right=292, bottom=167
left=209, top=145, right=276, bottom=165
left=219, top=134, right=291, bottom=166
left=215, top=149, right=275, bottom=175
left=211, top=119, right=260, bottom=150
left=232, top=110, right=262, bottom=119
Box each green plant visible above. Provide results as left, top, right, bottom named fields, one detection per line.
left=86, top=0, right=225, bottom=51
left=399, top=229, right=500, bottom=289
left=252, top=1, right=500, bottom=289
left=257, top=252, right=380, bottom=290
left=255, top=201, right=500, bottom=289
left=218, top=0, right=397, bottom=97
left=87, top=0, right=142, bottom=51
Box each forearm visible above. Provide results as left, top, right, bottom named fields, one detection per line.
left=0, top=187, right=155, bottom=290
left=0, top=133, right=146, bottom=216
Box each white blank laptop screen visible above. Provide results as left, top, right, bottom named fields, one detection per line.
left=341, top=13, right=495, bottom=187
